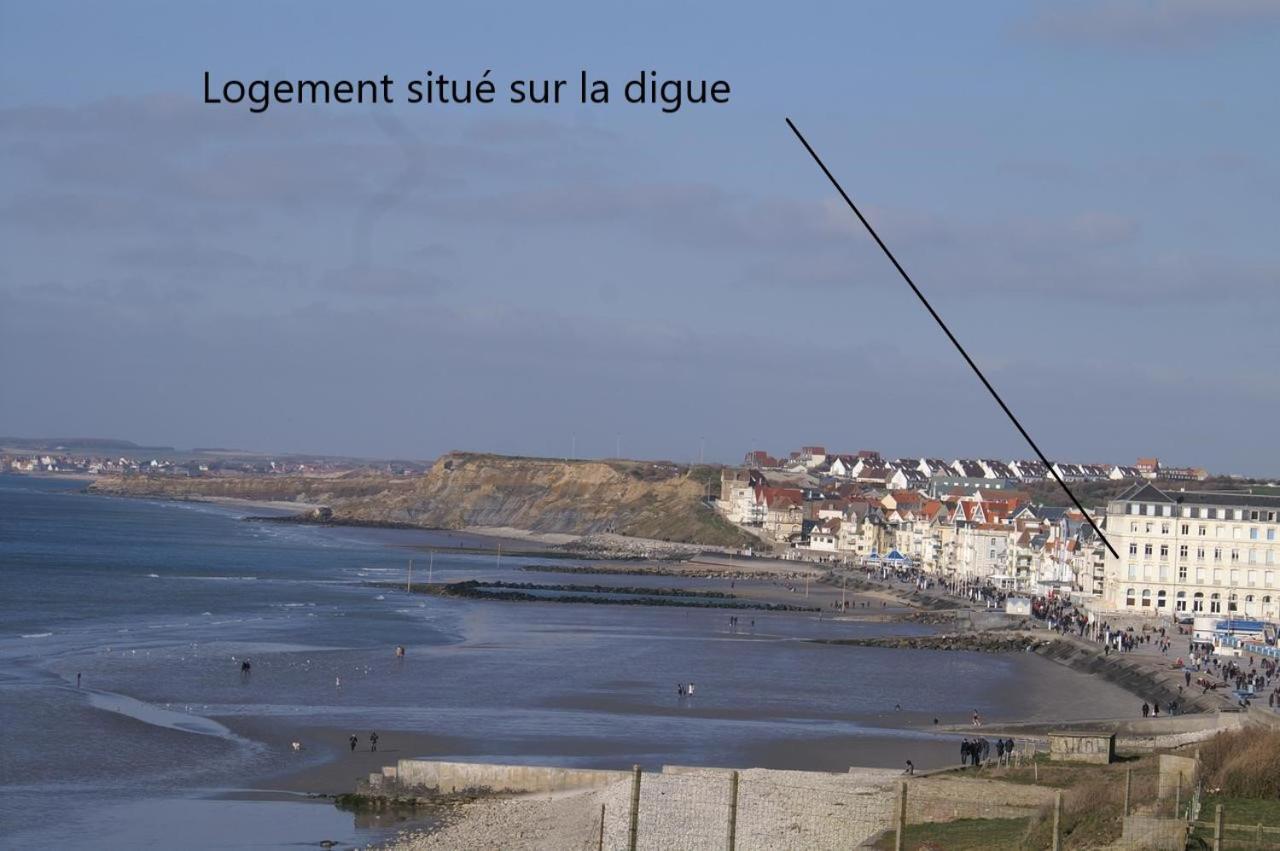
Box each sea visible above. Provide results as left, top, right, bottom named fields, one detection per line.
left=0, top=475, right=1141, bottom=848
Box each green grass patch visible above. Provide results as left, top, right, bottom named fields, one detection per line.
left=872, top=816, right=1033, bottom=850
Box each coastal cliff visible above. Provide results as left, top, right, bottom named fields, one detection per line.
left=89, top=453, right=756, bottom=548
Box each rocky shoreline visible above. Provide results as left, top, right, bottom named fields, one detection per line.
left=811, top=632, right=1045, bottom=653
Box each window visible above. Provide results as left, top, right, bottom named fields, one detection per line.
left=1250, top=527, right=1259, bottom=540
left=1210, top=593, right=1222, bottom=613
left=1141, top=589, right=1152, bottom=607
left=1178, top=564, right=1187, bottom=580
left=1228, top=593, right=1238, bottom=612
left=1269, top=529, right=1276, bottom=541
left=1196, top=568, right=1206, bottom=582
left=1129, top=543, right=1138, bottom=556
left=1144, top=544, right=1153, bottom=557
left=1161, top=523, right=1170, bottom=535
left=1267, top=571, right=1275, bottom=586
left=1214, top=547, right=1222, bottom=561
left=1181, top=524, right=1189, bottom=535
left=1197, top=547, right=1205, bottom=560
left=1146, top=505, right=1156, bottom=516
left=1251, top=511, right=1260, bottom=521
left=1125, top=588, right=1136, bottom=606
left=1175, top=591, right=1187, bottom=611
left=1214, top=569, right=1223, bottom=584
left=1233, top=527, right=1242, bottom=540
left=1163, top=506, right=1173, bottom=517
left=1249, top=549, right=1258, bottom=564
left=1130, top=522, right=1138, bottom=533
left=1193, top=592, right=1204, bottom=612
left=1128, top=564, right=1137, bottom=579
left=1157, top=590, right=1167, bottom=608
left=1160, top=545, right=1169, bottom=559
left=1199, top=525, right=1207, bottom=536
left=1231, top=549, right=1240, bottom=563
left=1248, top=571, right=1258, bottom=586
left=1230, top=569, right=1239, bottom=585
left=1234, top=509, right=1243, bottom=521
left=1146, top=522, right=1154, bottom=533
left=1129, top=503, right=1139, bottom=515
left=1179, top=545, right=1188, bottom=558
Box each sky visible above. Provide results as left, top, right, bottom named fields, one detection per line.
left=1, top=1, right=1278, bottom=473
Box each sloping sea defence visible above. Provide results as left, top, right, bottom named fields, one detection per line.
left=88, top=453, right=755, bottom=548
left=812, top=632, right=1229, bottom=714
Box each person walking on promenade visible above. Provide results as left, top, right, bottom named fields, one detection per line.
left=995, top=738, right=1006, bottom=765
left=961, top=738, right=970, bottom=766
left=349, top=734, right=358, bottom=752
left=369, top=731, right=379, bottom=752
left=1142, top=702, right=1150, bottom=718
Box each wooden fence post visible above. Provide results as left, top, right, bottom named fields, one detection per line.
left=1052, top=790, right=1062, bottom=851
left=1174, top=772, right=1181, bottom=820
left=726, top=770, right=739, bottom=851
left=894, top=780, right=907, bottom=851
left=598, top=803, right=605, bottom=851
left=1123, top=767, right=1132, bottom=816
left=1213, top=803, right=1224, bottom=851
left=628, top=764, right=642, bottom=851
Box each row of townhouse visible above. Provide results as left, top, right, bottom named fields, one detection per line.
left=747, top=447, right=1208, bottom=487
left=717, top=468, right=1101, bottom=589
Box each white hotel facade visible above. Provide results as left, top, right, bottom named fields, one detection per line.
left=1102, top=483, right=1280, bottom=621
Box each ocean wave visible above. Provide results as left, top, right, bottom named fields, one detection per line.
left=20, top=632, right=53, bottom=638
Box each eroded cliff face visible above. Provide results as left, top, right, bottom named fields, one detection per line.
left=90, top=453, right=754, bottom=547
left=331, top=454, right=753, bottom=546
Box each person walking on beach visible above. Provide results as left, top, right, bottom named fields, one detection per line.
left=349, top=734, right=358, bottom=752
left=1141, top=702, right=1150, bottom=718
left=76, top=672, right=81, bottom=688
left=904, top=760, right=914, bottom=775
left=961, top=738, right=971, bottom=766
left=995, top=738, right=1005, bottom=764
left=369, top=732, right=379, bottom=752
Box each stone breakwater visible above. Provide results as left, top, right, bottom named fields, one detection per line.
left=810, top=632, right=1043, bottom=653
left=386, top=580, right=821, bottom=612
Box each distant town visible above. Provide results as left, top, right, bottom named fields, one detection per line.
left=715, top=446, right=1279, bottom=623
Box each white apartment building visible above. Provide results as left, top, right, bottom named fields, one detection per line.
left=1102, top=483, right=1280, bottom=620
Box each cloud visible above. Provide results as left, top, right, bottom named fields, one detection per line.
left=1022, top=0, right=1280, bottom=49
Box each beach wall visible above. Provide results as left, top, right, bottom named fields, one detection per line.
left=1031, top=638, right=1225, bottom=713
left=378, top=759, right=629, bottom=795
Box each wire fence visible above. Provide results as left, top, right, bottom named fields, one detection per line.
left=575, top=752, right=1279, bottom=851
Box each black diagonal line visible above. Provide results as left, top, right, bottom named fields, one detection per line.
left=785, top=117, right=1117, bottom=559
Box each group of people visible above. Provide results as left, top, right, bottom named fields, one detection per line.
left=960, top=736, right=1016, bottom=767
left=349, top=732, right=379, bottom=752
left=676, top=682, right=696, bottom=697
